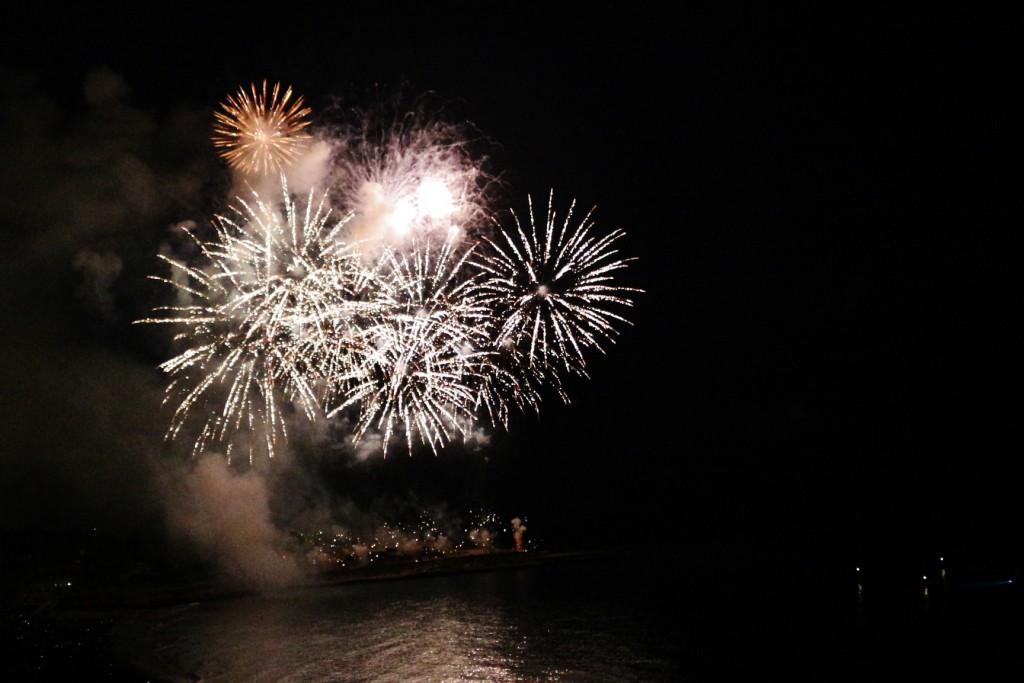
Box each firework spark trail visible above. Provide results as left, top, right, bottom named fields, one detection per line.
left=212, top=81, right=313, bottom=176
left=474, top=190, right=642, bottom=382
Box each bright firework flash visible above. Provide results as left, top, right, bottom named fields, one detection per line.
left=320, top=95, right=495, bottom=252
left=136, top=177, right=374, bottom=462
left=212, top=81, right=314, bottom=176
left=475, top=190, right=643, bottom=384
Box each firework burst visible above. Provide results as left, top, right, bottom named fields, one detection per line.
left=212, top=81, right=313, bottom=176
left=137, top=178, right=370, bottom=461
left=142, top=82, right=640, bottom=460
left=327, top=237, right=495, bottom=456
left=322, top=97, right=494, bottom=248
left=475, top=190, right=642, bottom=380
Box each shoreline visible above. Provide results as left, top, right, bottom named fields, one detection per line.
left=4, top=547, right=608, bottom=680
left=17, top=548, right=610, bottom=617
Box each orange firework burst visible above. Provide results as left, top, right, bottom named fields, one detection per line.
left=212, top=80, right=313, bottom=175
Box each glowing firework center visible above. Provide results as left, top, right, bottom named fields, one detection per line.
left=140, top=82, right=641, bottom=461
left=355, top=176, right=461, bottom=244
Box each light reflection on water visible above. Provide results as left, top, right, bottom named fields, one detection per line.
left=114, top=559, right=682, bottom=682
left=110, top=553, right=1024, bottom=680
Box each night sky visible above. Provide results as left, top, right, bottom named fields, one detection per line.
left=1, top=5, right=1020, bottom=578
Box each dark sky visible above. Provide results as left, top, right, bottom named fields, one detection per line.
left=1, top=5, right=1020, bottom=568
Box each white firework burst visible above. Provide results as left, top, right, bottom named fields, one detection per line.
left=475, top=190, right=641, bottom=381
left=137, top=177, right=370, bottom=461
left=327, top=237, right=494, bottom=456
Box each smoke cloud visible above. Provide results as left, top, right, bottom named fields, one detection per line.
left=161, top=455, right=304, bottom=589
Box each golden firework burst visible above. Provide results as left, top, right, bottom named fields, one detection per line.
left=212, top=80, right=313, bottom=175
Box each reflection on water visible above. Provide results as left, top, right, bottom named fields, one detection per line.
left=111, top=551, right=1024, bottom=681
left=114, top=558, right=682, bottom=682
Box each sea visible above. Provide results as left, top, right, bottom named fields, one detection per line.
left=8, top=548, right=1024, bottom=681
